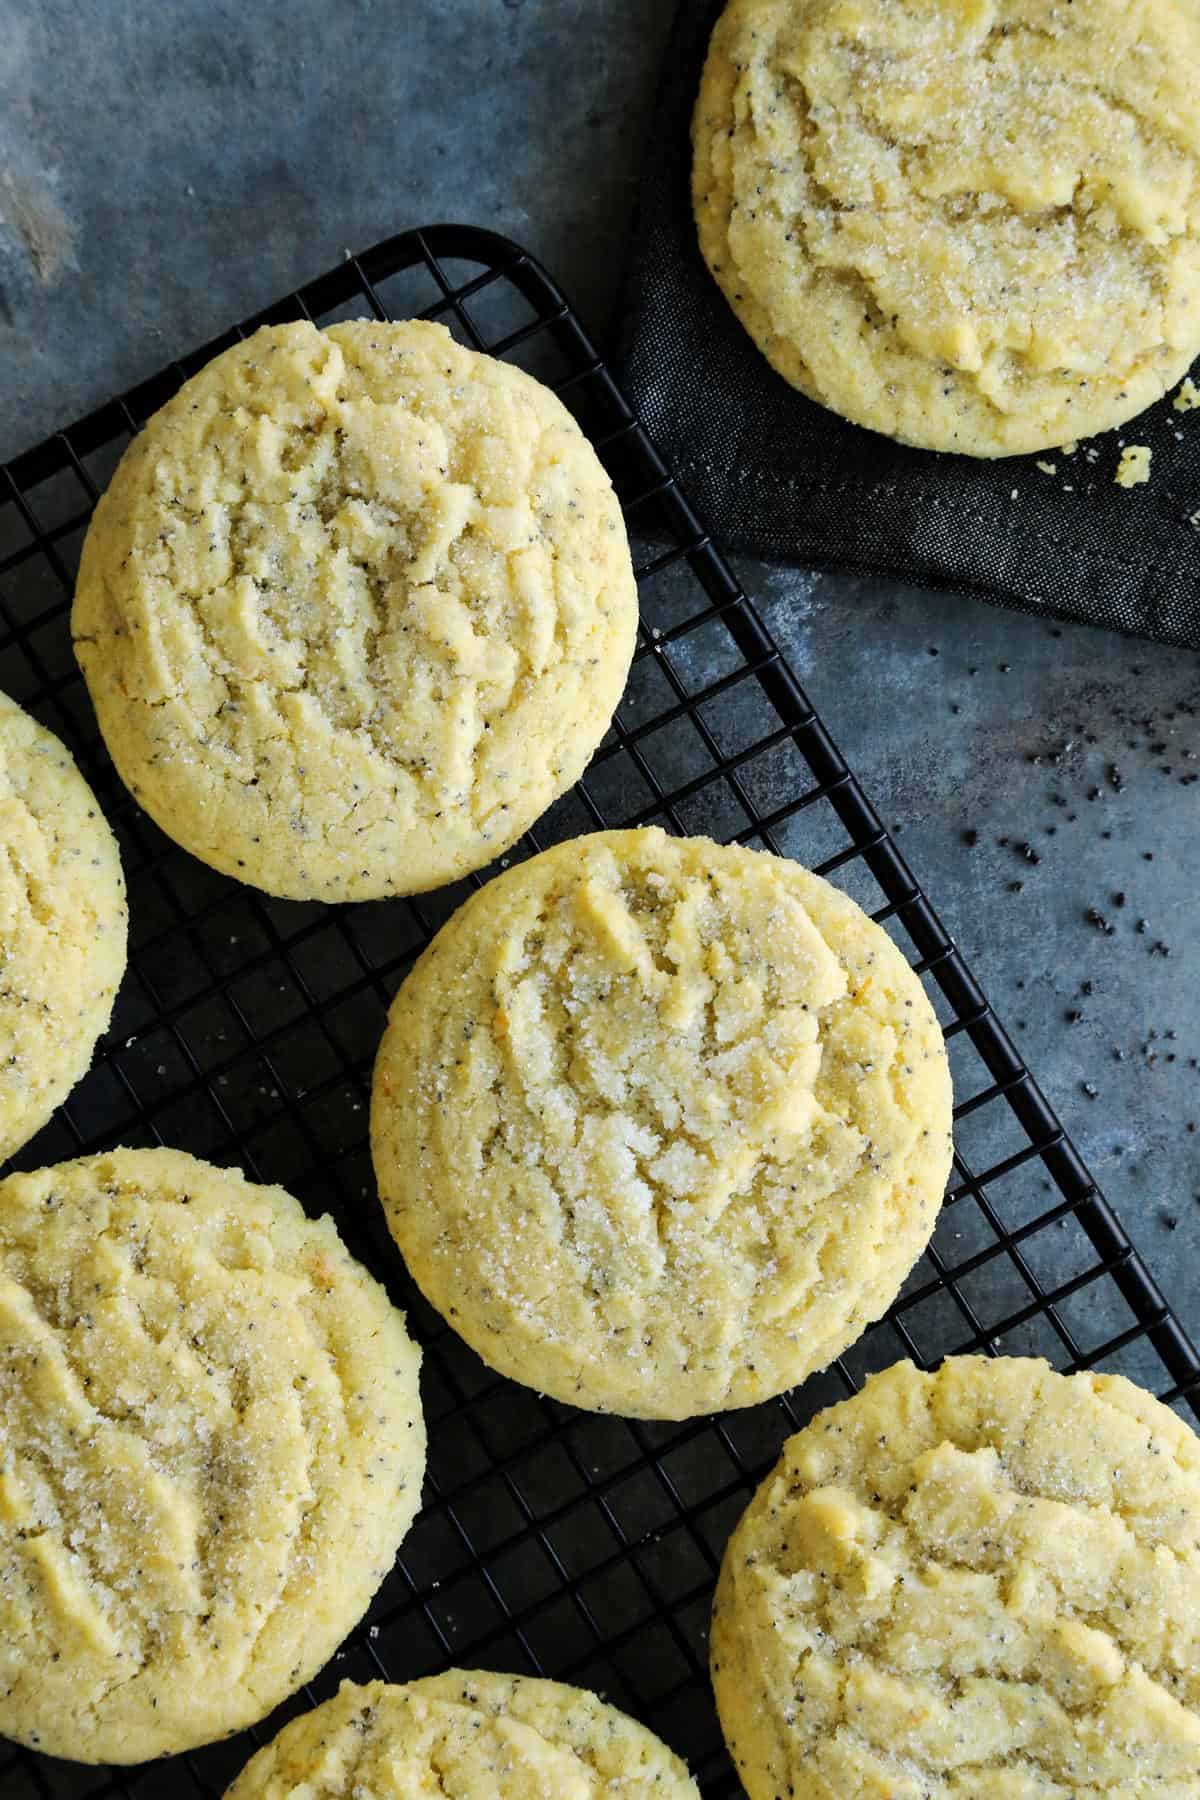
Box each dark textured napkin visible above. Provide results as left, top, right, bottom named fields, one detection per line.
left=615, top=0, right=1200, bottom=649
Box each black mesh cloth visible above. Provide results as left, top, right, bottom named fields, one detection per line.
left=615, top=0, right=1200, bottom=649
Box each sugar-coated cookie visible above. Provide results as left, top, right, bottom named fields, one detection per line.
left=0, top=1148, right=425, bottom=1762
left=0, top=689, right=126, bottom=1165
left=73, top=320, right=637, bottom=899
left=712, top=1355, right=1200, bottom=1796
left=693, top=0, right=1200, bottom=455
left=224, top=1672, right=700, bottom=1799
left=372, top=828, right=952, bottom=1419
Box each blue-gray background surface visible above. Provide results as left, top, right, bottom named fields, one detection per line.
left=1, top=0, right=1196, bottom=1345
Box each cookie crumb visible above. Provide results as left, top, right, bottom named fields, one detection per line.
left=1114, top=445, right=1151, bottom=488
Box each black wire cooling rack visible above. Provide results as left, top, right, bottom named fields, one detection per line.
left=3, top=224, right=1199, bottom=1800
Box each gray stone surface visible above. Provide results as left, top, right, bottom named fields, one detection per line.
left=0, top=0, right=673, bottom=455
left=1, top=0, right=1196, bottom=1370
left=751, top=569, right=1200, bottom=1387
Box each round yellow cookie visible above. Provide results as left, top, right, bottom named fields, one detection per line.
left=711, top=1355, right=1200, bottom=1798
left=0, top=1147, right=425, bottom=1763
left=371, top=828, right=952, bottom=1419
left=693, top=0, right=1200, bottom=455
left=72, top=319, right=638, bottom=901
left=224, top=1672, right=700, bottom=1799
left=0, top=689, right=126, bottom=1166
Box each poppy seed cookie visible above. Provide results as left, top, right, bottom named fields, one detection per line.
left=0, top=1148, right=425, bottom=1762
left=224, top=1672, right=700, bottom=1799
left=712, top=1355, right=1200, bottom=1797
left=371, top=828, right=952, bottom=1419
left=73, top=320, right=638, bottom=900
left=0, top=690, right=126, bottom=1166
left=693, top=0, right=1200, bottom=455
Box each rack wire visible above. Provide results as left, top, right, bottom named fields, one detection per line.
left=2, top=224, right=1198, bottom=1800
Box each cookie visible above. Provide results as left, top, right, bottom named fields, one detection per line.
left=0, top=1147, right=425, bottom=1763
left=72, top=319, right=638, bottom=901
left=371, top=828, right=952, bottom=1419
left=711, top=1355, right=1200, bottom=1797
left=693, top=0, right=1200, bottom=456
left=224, top=1671, right=700, bottom=1799
left=0, top=690, right=126, bottom=1166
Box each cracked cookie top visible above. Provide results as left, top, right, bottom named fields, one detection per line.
left=692, top=0, right=1200, bottom=455
left=0, top=1147, right=425, bottom=1763
left=370, top=828, right=952, bottom=1419
left=226, top=1672, right=700, bottom=1798
left=711, top=1355, right=1200, bottom=1797
left=72, top=320, right=637, bottom=900
left=0, top=690, right=126, bottom=1166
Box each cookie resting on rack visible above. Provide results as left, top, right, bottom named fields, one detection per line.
left=692, top=0, right=1200, bottom=455
left=0, top=1148, right=425, bottom=1763
left=72, top=318, right=638, bottom=901
left=371, top=827, right=953, bottom=1420
left=711, top=1355, right=1200, bottom=1798
left=223, top=1672, right=701, bottom=1799
left=0, top=689, right=126, bottom=1166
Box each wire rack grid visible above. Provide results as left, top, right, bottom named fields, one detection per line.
left=1, top=224, right=1198, bottom=1800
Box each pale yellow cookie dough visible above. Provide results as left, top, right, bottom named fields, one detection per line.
left=711, top=1355, right=1200, bottom=1798
left=0, top=1147, right=425, bottom=1763
left=72, top=319, right=637, bottom=901
left=224, top=1672, right=700, bottom=1799
left=0, top=689, right=126, bottom=1166
left=693, top=0, right=1200, bottom=456
left=371, top=828, right=952, bottom=1420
